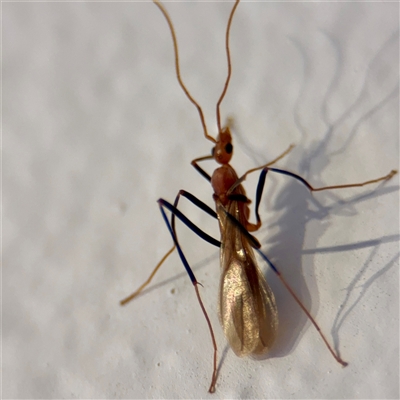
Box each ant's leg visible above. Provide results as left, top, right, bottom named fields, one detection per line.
left=158, top=198, right=220, bottom=283
left=171, top=189, right=217, bottom=234
left=267, top=168, right=397, bottom=192
left=158, top=198, right=220, bottom=394
left=120, top=192, right=219, bottom=306
left=225, top=144, right=296, bottom=231
left=221, top=208, right=348, bottom=367
left=120, top=245, right=176, bottom=306
left=191, top=155, right=214, bottom=182
left=229, top=144, right=296, bottom=195
left=251, top=167, right=397, bottom=231
left=255, top=247, right=348, bottom=366
left=121, top=193, right=220, bottom=393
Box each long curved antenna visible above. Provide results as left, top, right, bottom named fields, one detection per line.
left=216, top=0, right=240, bottom=133
left=153, top=0, right=216, bottom=144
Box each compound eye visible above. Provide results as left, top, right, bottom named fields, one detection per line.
left=225, top=143, right=233, bottom=154
left=211, top=147, right=215, bottom=156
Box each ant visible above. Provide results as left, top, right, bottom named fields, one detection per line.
left=121, top=0, right=397, bottom=393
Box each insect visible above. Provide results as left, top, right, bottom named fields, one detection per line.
left=121, top=0, right=397, bottom=393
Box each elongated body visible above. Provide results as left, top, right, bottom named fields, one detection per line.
left=217, top=195, right=278, bottom=356
left=211, top=136, right=278, bottom=356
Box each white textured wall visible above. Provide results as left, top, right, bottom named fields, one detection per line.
left=4, top=1, right=399, bottom=398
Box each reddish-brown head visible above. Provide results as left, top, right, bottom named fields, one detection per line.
left=212, top=127, right=233, bottom=165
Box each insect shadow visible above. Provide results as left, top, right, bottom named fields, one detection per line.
left=229, top=28, right=399, bottom=360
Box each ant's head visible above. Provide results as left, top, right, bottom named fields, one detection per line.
left=212, top=126, right=233, bottom=165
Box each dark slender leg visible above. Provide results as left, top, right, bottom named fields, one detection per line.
left=158, top=198, right=220, bottom=394
left=267, top=167, right=396, bottom=192
left=191, top=155, right=214, bottom=182
left=158, top=198, right=220, bottom=285
left=171, top=190, right=217, bottom=236
left=219, top=206, right=348, bottom=367
left=252, top=167, right=397, bottom=228
left=120, top=192, right=219, bottom=305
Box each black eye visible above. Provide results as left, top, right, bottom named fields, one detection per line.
left=211, top=147, right=215, bottom=156
left=225, top=143, right=233, bottom=154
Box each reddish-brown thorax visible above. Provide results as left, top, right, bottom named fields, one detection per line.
left=210, top=127, right=259, bottom=232
left=211, top=127, right=236, bottom=206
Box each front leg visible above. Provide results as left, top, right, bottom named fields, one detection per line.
left=191, top=154, right=214, bottom=181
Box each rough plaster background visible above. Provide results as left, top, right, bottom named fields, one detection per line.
left=3, top=1, right=399, bottom=398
